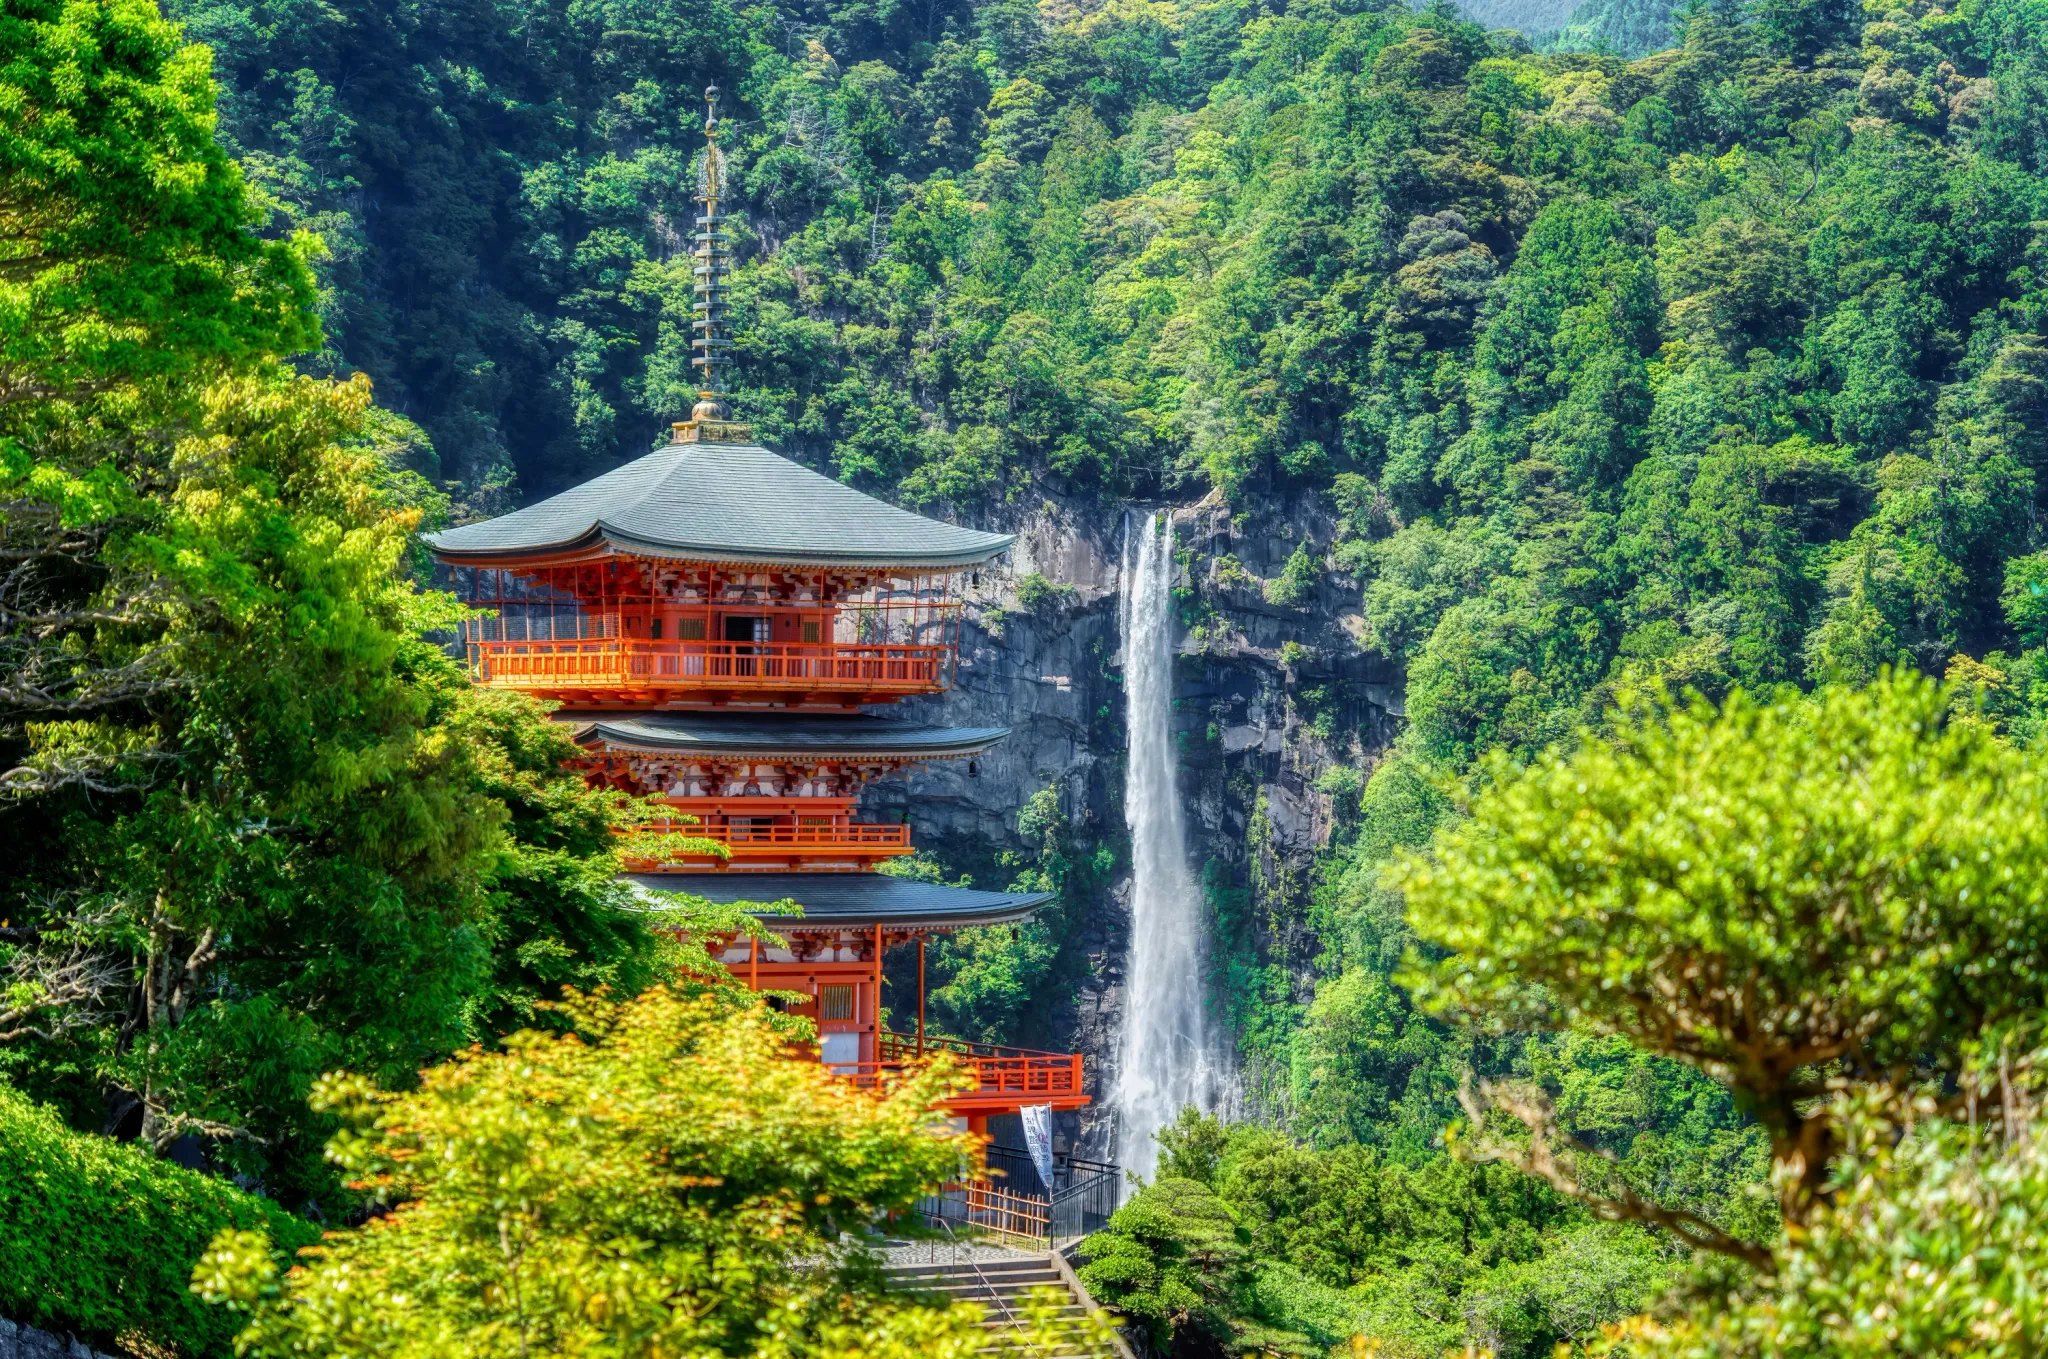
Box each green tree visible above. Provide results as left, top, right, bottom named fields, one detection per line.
left=1077, top=1176, right=1260, bottom=1353
left=1619, top=1038, right=2048, bottom=1356
left=0, top=0, right=317, bottom=411
left=197, top=984, right=1115, bottom=1359
left=1398, top=673, right=2048, bottom=1250
left=0, top=373, right=671, bottom=1204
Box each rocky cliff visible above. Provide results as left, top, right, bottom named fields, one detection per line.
left=862, top=492, right=1400, bottom=1158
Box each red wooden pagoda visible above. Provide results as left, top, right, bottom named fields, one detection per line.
left=427, top=87, right=1086, bottom=1144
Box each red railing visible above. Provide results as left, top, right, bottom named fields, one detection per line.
left=471, top=639, right=951, bottom=694
left=644, top=822, right=910, bottom=850
left=623, top=820, right=912, bottom=868
left=837, top=1033, right=1085, bottom=1106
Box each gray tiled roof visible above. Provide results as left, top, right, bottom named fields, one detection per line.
left=573, top=712, right=1009, bottom=759
left=624, top=871, right=1051, bottom=928
left=427, top=441, right=1013, bottom=570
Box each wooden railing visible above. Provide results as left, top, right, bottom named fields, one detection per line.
left=470, top=638, right=950, bottom=694
left=623, top=819, right=912, bottom=868
left=646, top=822, right=910, bottom=849
left=920, top=1153, right=1123, bottom=1248
left=838, top=1033, right=1085, bottom=1105
left=946, top=1179, right=1050, bottom=1241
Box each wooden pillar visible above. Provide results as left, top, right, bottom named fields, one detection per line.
left=967, top=1113, right=990, bottom=1175
left=749, top=933, right=759, bottom=991
left=916, top=934, right=926, bottom=1058
left=873, top=922, right=884, bottom=1056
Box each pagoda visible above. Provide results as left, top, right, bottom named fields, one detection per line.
left=426, top=88, right=1088, bottom=1156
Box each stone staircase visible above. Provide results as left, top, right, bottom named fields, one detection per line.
left=884, top=1253, right=1136, bottom=1359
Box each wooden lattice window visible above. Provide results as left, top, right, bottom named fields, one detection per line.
left=678, top=617, right=707, bottom=640
left=819, top=984, right=856, bottom=1022
left=803, top=621, right=821, bottom=644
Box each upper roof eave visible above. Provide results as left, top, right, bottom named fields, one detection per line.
left=423, top=441, right=1016, bottom=573
left=430, top=527, right=1015, bottom=574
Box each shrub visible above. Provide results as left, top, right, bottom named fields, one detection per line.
left=1013, top=571, right=1078, bottom=615
left=1264, top=545, right=1320, bottom=607
left=0, top=1082, right=316, bottom=1357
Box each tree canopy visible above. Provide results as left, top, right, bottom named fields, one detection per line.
left=0, top=0, right=316, bottom=409
left=0, top=0, right=702, bottom=1212
left=199, top=987, right=1109, bottom=1359
left=1398, top=672, right=2048, bottom=1226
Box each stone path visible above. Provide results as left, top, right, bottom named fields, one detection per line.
left=877, top=1237, right=1043, bottom=1267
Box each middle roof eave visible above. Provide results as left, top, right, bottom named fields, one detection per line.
left=572, top=712, right=1011, bottom=759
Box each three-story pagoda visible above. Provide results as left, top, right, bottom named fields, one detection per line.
left=427, top=88, right=1086, bottom=1144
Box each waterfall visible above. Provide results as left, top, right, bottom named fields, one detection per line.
left=1115, top=511, right=1222, bottom=1179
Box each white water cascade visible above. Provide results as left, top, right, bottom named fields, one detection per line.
left=1115, top=511, right=1225, bottom=1178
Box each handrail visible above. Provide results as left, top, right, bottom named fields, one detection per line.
left=838, top=1051, right=1084, bottom=1099
left=470, top=637, right=952, bottom=691
left=927, top=1217, right=1042, bottom=1355
left=644, top=822, right=911, bottom=848
left=877, top=1030, right=1074, bottom=1062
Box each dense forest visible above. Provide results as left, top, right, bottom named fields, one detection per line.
left=14, top=0, right=2048, bottom=1353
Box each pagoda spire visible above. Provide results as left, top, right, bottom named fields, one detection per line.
left=674, top=84, right=752, bottom=445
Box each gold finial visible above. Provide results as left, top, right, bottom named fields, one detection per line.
left=674, top=82, right=753, bottom=445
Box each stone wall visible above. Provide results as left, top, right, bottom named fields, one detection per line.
left=0, top=1319, right=120, bottom=1359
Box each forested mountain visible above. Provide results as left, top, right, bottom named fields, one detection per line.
left=183, top=0, right=2048, bottom=643
left=1540, top=0, right=1676, bottom=53
left=175, top=0, right=2048, bottom=1329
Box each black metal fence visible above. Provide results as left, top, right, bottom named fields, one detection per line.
left=1048, top=1156, right=1122, bottom=1249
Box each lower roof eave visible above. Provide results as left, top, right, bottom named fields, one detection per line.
left=945, top=1095, right=1092, bottom=1114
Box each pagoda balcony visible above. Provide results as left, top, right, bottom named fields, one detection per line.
left=832, top=1032, right=1088, bottom=1114
left=469, top=637, right=952, bottom=700
left=622, top=820, right=912, bottom=870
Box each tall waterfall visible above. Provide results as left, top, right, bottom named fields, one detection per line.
left=1115, top=511, right=1221, bottom=1178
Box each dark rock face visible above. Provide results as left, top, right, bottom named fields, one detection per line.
left=0, top=1317, right=119, bottom=1359
left=858, top=492, right=1398, bottom=1157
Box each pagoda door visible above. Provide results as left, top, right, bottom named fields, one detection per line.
left=725, top=615, right=768, bottom=676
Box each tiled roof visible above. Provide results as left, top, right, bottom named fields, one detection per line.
left=427, top=441, right=1013, bottom=570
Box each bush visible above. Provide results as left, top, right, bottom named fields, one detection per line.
left=1013, top=571, right=1078, bottom=616
left=1264, top=545, right=1320, bottom=607
left=0, top=1082, right=317, bottom=1357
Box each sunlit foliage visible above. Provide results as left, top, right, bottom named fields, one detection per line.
left=196, top=986, right=1113, bottom=1359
